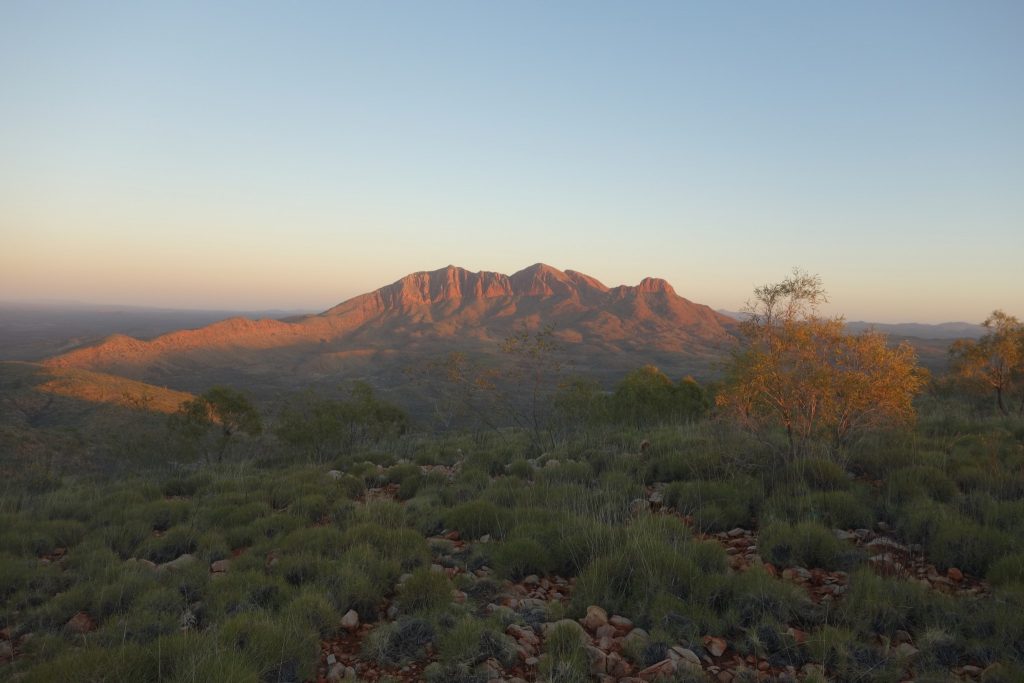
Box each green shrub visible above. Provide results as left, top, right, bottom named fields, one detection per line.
left=760, top=520, right=861, bottom=570
left=765, top=489, right=875, bottom=530
left=340, top=523, right=429, bottom=570
left=397, top=567, right=452, bottom=615
left=540, top=620, right=590, bottom=683
left=218, top=610, right=318, bottom=682
left=664, top=478, right=761, bottom=532
left=988, top=553, right=1024, bottom=586
left=161, top=474, right=209, bottom=497
left=282, top=588, right=340, bottom=637
left=137, top=524, right=197, bottom=564
left=205, top=570, right=290, bottom=617
left=783, top=457, right=850, bottom=491
left=444, top=500, right=512, bottom=539
left=886, top=466, right=960, bottom=505
left=438, top=617, right=517, bottom=667
left=842, top=568, right=948, bottom=637
left=364, top=617, right=435, bottom=666
left=290, top=493, right=329, bottom=522
left=492, top=537, right=551, bottom=579
left=927, top=517, right=1013, bottom=575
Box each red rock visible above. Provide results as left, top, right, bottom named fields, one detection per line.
left=65, top=612, right=95, bottom=634
left=948, top=567, right=964, bottom=582
left=583, top=605, right=609, bottom=632
left=703, top=635, right=727, bottom=657
left=638, top=659, right=676, bottom=681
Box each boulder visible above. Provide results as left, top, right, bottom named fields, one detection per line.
left=158, top=554, right=197, bottom=573
left=65, top=612, right=95, bottom=634
left=340, top=609, right=360, bottom=632
left=703, top=635, right=727, bottom=657
left=582, top=605, right=608, bottom=632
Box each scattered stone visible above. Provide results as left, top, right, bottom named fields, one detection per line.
left=582, top=605, right=608, bottom=632
left=630, top=498, right=651, bottom=515
left=65, top=611, right=95, bottom=634
left=893, top=642, right=919, bottom=659
left=668, top=646, right=701, bottom=667
left=327, top=470, right=343, bottom=480
left=158, top=553, right=196, bottom=572
left=609, top=615, right=633, bottom=631
left=0, top=640, right=12, bottom=660
left=637, top=658, right=676, bottom=681
left=210, top=559, right=231, bottom=573
left=326, top=662, right=346, bottom=682
left=340, top=609, right=360, bottom=632
left=703, top=635, right=727, bottom=657
left=586, top=645, right=608, bottom=675
left=948, top=567, right=964, bottom=582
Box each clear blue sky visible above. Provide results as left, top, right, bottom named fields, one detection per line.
left=2, top=1, right=1021, bottom=322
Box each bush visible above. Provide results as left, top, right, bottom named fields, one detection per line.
left=886, top=466, right=960, bottom=505
left=492, top=537, right=551, bottom=580
left=765, top=490, right=875, bottom=530
left=927, top=517, right=1014, bottom=575
left=137, top=525, right=197, bottom=564
left=988, top=553, right=1024, bottom=586
left=760, top=520, right=861, bottom=570
left=664, top=478, right=761, bottom=532
left=364, top=617, right=435, bottom=666
left=444, top=500, right=512, bottom=539
left=540, top=620, right=590, bottom=683
left=218, top=610, right=318, bottom=682
left=783, top=457, right=850, bottom=491
left=397, top=567, right=452, bottom=615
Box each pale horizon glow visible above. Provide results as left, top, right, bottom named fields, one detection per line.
left=2, top=2, right=1022, bottom=324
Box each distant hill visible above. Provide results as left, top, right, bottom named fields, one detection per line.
left=0, top=361, right=196, bottom=479
left=40, top=264, right=738, bottom=401
left=843, top=321, right=985, bottom=339
left=0, top=302, right=312, bottom=361
left=717, top=310, right=984, bottom=340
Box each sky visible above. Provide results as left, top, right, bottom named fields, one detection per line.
left=1, top=1, right=1021, bottom=323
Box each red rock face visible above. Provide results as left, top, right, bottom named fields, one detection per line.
left=41, top=264, right=738, bottom=385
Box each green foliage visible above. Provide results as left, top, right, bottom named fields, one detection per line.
left=444, top=499, right=512, bottom=539
left=540, top=621, right=590, bottom=683
left=275, top=384, right=408, bottom=462
left=664, top=477, right=762, bottom=532
left=760, top=520, right=862, bottom=570
left=396, top=568, right=452, bottom=615
left=609, top=365, right=710, bottom=427
left=168, top=385, right=262, bottom=462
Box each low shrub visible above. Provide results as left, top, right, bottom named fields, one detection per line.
left=364, top=617, right=435, bottom=666
left=444, top=500, right=512, bottom=539
left=397, top=567, right=452, bottom=615
left=664, top=478, right=762, bottom=533
left=760, top=520, right=861, bottom=570
left=988, top=553, right=1024, bottom=586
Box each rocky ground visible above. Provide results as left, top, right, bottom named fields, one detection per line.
left=301, top=480, right=996, bottom=683
left=0, top=475, right=999, bottom=682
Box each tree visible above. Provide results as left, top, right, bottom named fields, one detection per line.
left=275, top=383, right=407, bottom=462
left=500, top=324, right=567, bottom=446
left=169, top=386, right=262, bottom=463
left=949, top=310, right=1024, bottom=416
left=716, top=269, right=926, bottom=459
left=609, top=365, right=709, bottom=428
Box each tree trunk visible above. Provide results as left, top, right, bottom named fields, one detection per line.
left=996, top=387, right=1008, bottom=416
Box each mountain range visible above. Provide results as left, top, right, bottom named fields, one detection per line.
left=35, top=264, right=737, bottom=405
